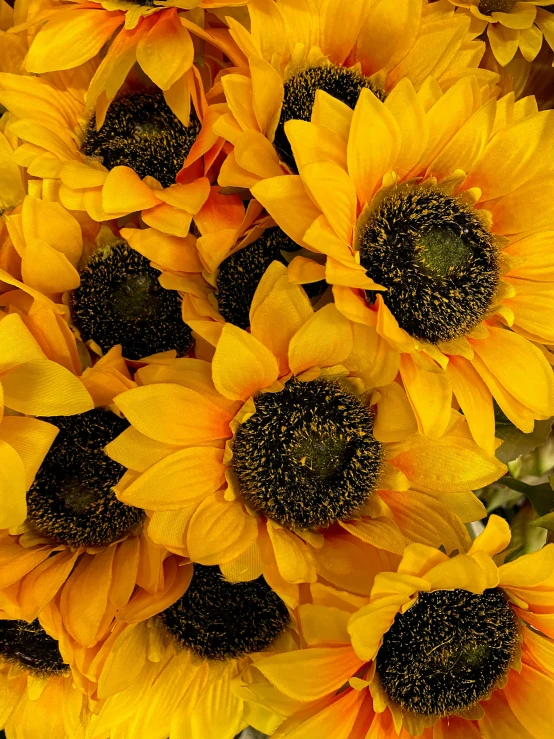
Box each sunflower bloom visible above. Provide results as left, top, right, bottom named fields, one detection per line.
left=241, top=516, right=554, bottom=739
left=448, top=0, right=554, bottom=67
left=0, top=69, right=211, bottom=225
left=253, top=79, right=554, bottom=454
left=107, top=263, right=505, bottom=591
left=86, top=562, right=294, bottom=739
left=213, top=0, right=497, bottom=190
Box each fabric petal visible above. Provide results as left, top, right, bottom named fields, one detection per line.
left=288, top=304, right=353, bottom=375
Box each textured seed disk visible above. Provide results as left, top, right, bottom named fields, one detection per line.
left=160, top=564, right=290, bottom=661
left=27, top=409, right=144, bottom=548
left=376, top=588, right=519, bottom=717
left=0, top=619, right=68, bottom=676
left=478, top=0, right=517, bottom=15
left=81, top=91, right=200, bottom=188
left=359, top=187, right=499, bottom=344
left=274, top=65, right=385, bottom=170
left=233, top=378, right=383, bottom=529
left=71, top=240, right=193, bottom=360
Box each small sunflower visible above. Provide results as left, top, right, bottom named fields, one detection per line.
left=0, top=69, right=211, bottom=224
left=213, top=0, right=497, bottom=189
left=86, top=562, right=294, bottom=739
left=20, top=2, right=247, bottom=118
left=0, top=401, right=191, bottom=648
left=448, top=0, right=554, bottom=66
left=107, top=263, right=505, bottom=590
left=0, top=615, right=91, bottom=737
left=253, top=80, right=554, bottom=453
left=243, top=516, right=554, bottom=739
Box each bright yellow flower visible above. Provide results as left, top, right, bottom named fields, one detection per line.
left=0, top=615, right=91, bottom=738
left=213, top=0, right=497, bottom=190
left=107, top=263, right=505, bottom=591
left=253, top=79, right=554, bottom=455
left=86, top=562, right=296, bottom=739
left=0, top=67, right=211, bottom=225
left=20, top=2, right=247, bottom=117
left=448, top=0, right=554, bottom=66
left=241, top=516, right=554, bottom=739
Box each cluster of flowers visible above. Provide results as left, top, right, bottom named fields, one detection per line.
left=2, top=0, right=554, bottom=737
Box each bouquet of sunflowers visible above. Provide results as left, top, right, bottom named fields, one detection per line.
left=3, top=0, right=554, bottom=736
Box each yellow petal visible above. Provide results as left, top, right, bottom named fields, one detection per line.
left=384, top=77, right=428, bottom=176
left=488, top=23, right=519, bottom=66
left=425, top=552, right=498, bottom=593
left=0, top=416, right=58, bottom=490
left=21, top=196, right=82, bottom=266
left=0, top=312, right=45, bottom=369
left=347, top=88, right=401, bottom=205
left=471, top=327, right=554, bottom=417
left=118, top=446, right=226, bottom=510
left=288, top=304, right=353, bottom=375
left=26, top=9, right=123, bottom=73
left=399, top=353, right=452, bottom=440
left=251, top=175, right=321, bottom=247
left=319, top=0, right=372, bottom=64
left=391, top=435, right=507, bottom=494
left=285, top=119, right=347, bottom=171
left=348, top=594, right=409, bottom=661
left=446, top=355, right=495, bottom=455
left=250, top=262, right=313, bottom=374
left=311, top=90, right=353, bottom=143
left=21, top=239, right=80, bottom=294
left=115, top=383, right=231, bottom=445
left=504, top=664, right=554, bottom=739
left=468, top=514, right=511, bottom=557
left=2, top=360, right=93, bottom=416
left=187, top=493, right=257, bottom=565
left=255, top=646, right=363, bottom=702
left=356, top=0, right=421, bottom=73
left=250, top=55, right=283, bottom=139
left=0, top=439, right=26, bottom=528
left=300, top=161, right=356, bottom=244
left=373, top=382, right=417, bottom=443
left=267, top=523, right=317, bottom=584
left=136, top=10, right=194, bottom=90
left=101, top=167, right=160, bottom=213
left=212, top=323, right=279, bottom=401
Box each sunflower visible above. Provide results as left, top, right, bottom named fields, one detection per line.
left=106, top=263, right=505, bottom=594
left=448, top=0, right=554, bottom=66
left=86, top=562, right=295, bottom=739
left=0, top=67, right=212, bottom=225
left=252, top=79, right=554, bottom=455
left=0, top=118, right=25, bottom=218
left=240, top=515, right=554, bottom=739
left=0, top=385, right=191, bottom=648
left=212, top=0, right=498, bottom=190
left=20, top=1, right=247, bottom=120
left=0, top=614, right=91, bottom=738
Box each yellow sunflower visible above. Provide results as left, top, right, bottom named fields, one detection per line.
left=85, top=562, right=296, bottom=739
left=19, top=2, right=247, bottom=119
left=0, top=614, right=91, bottom=738
left=240, top=516, right=554, bottom=739
left=0, top=395, right=191, bottom=648
left=252, top=79, right=554, bottom=455
left=0, top=67, right=212, bottom=225
left=213, top=0, right=498, bottom=190
left=106, top=263, right=505, bottom=594
left=448, top=0, right=554, bottom=66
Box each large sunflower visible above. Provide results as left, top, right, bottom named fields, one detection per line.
left=213, top=0, right=497, bottom=190
left=253, top=79, right=554, bottom=454
left=448, top=0, right=554, bottom=66
left=84, top=562, right=295, bottom=739
left=0, top=67, right=211, bottom=225
left=107, top=263, right=505, bottom=592
left=240, top=516, right=554, bottom=739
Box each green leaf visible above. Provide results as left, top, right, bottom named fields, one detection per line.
left=500, top=477, right=554, bottom=517
left=531, top=512, right=554, bottom=533
left=494, top=404, right=553, bottom=464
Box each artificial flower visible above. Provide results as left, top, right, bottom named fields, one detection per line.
left=240, top=515, right=554, bottom=738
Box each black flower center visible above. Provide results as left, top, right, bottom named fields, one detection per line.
left=27, top=409, right=144, bottom=548
left=160, top=564, right=289, bottom=661
left=232, top=378, right=383, bottom=529
left=70, top=240, right=193, bottom=360
left=216, top=227, right=324, bottom=328
left=478, top=0, right=518, bottom=14
left=376, top=588, right=519, bottom=717
left=81, top=91, right=200, bottom=188
left=359, top=187, right=500, bottom=344
left=273, top=65, right=385, bottom=171
left=0, top=620, right=68, bottom=676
